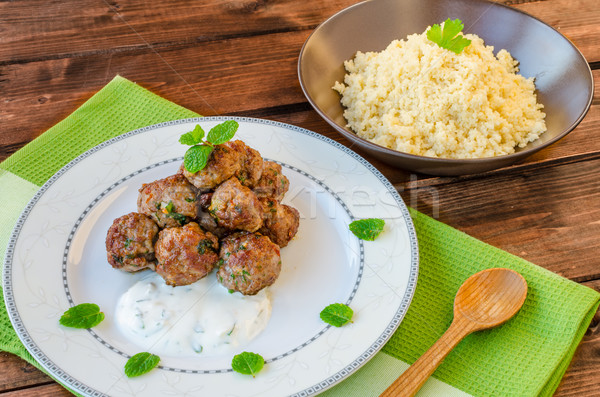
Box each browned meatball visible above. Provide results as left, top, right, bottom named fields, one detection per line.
left=259, top=198, right=300, bottom=247
left=182, top=140, right=247, bottom=189
left=197, top=192, right=213, bottom=210
left=154, top=222, right=219, bottom=286
left=209, top=177, right=263, bottom=232
left=137, top=174, right=198, bottom=228
left=196, top=209, right=231, bottom=239
left=253, top=161, right=289, bottom=202
left=105, top=212, right=159, bottom=272
left=236, top=145, right=263, bottom=187
left=191, top=192, right=228, bottom=239
left=217, top=232, right=281, bottom=295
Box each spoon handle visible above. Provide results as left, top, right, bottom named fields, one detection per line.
left=380, top=318, right=473, bottom=397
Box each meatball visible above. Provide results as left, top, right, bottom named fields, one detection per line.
left=137, top=174, right=198, bottom=228
left=181, top=140, right=247, bottom=189
left=154, top=222, right=219, bottom=286
left=197, top=192, right=213, bottom=210
left=197, top=209, right=231, bottom=239
left=191, top=192, right=228, bottom=239
left=217, top=232, right=281, bottom=295
left=253, top=161, right=289, bottom=202
left=236, top=145, right=263, bottom=187
left=105, top=212, right=159, bottom=272
left=209, top=177, right=263, bottom=232
left=259, top=198, right=300, bottom=247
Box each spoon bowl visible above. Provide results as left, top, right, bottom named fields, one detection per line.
left=381, top=268, right=527, bottom=397
left=454, top=268, right=528, bottom=330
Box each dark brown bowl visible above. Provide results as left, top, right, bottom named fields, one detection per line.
left=298, top=0, right=593, bottom=175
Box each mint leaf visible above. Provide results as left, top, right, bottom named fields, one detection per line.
left=124, top=352, right=160, bottom=378
left=427, top=18, right=471, bottom=54
left=231, top=352, right=264, bottom=377
left=206, top=120, right=239, bottom=145
left=349, top=218, right=385, bottom=241
left=180, top=120, right=239, bottom=173
left=179, top=124, right=205, bottom=146
left=184, top=144, right=214, bottom=173
left=320, top=303, right=353, bottom=327
left=59, top=303, right=104, bottom=329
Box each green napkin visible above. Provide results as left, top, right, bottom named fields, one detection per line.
left=1, top=75, right=598, bottom=397
left=379, top=210, right=599, bottom=396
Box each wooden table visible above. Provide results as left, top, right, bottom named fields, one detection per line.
left=1, top=0, right=598, bottom=395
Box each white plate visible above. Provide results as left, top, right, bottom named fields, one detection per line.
left=3, top=117, right=418, bottom=396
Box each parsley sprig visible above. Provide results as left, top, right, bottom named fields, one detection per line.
left=427, top=18, right=471, bottom=54
left=180, top=120, right=239, bottom=173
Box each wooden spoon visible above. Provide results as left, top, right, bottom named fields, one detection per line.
left=381, top=267, right=528, bottom=397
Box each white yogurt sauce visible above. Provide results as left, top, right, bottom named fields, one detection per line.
left=115, top=272, right=271, bottom=356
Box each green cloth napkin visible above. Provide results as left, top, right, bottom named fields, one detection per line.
left=1, top=75, right=599, bottom=397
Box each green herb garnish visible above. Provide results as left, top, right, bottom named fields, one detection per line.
left=59, top=303, right=105, bottom=329
left=179, top=124, right=205, bottom=146
left=231, top=351, right=264, bottom=377
left=180, top=120, right=239, bottom=173
left=163, top=200, right=174, bottom=213
left=320, top=303, right=354, bottom=327
left=206, top=120, right=239, bottom=145
left=165, top=212, right=187, bottom=225
left=124, top=352, right=160, bottom=378
left=197, top=238, right=215, bottom=254
left=184, top=144, right=214, bottom=174
left=427, top=18, right=471, bottom=54
left=159, top=200, right=187, bottom=225
left=349, top=218, right=385, bottom=241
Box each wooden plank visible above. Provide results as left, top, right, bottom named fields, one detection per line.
left=0, top=29, right=312, bottom=157
left=0, top=383, right=71, bottom=397
left=400, top=158, right=600, bottom=281
left=0, top=353, right=52, bottom=393
left=1, top=29, right=599, bottom=171
left=1, top=0, right=598, bottom=64
left=512, top=0, right=600, bottom=63
left=0, top=0, right=355, bottom=63
left=554, top=279, right=600, bottom=396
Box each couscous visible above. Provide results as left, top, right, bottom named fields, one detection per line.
left=333, top=26, right=546, bottom=159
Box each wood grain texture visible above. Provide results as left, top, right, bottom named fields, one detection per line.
left=0, top=29, right=312, bottom=154
left=0, top=353, right=52, bottom=393
left=1, top=383, right=71, bottom=397
left=0, top=0, right=354, bottom=63
left=1, top=0, right=598, bottom=64
left=382, top=316, right=475, bottom=397
left=512, top=0, right=600, bottom=63
left=1, top=37, right=599, bottom=169
left=400, top=158, right=600, bottom=281
left=1, top=0, right=599, bottom=396
left=554, top=280, right=600, bottom=396
left=382, top=269, right=528, bottom=397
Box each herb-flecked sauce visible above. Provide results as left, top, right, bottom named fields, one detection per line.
left=115, top=272, right=271, bottom=356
